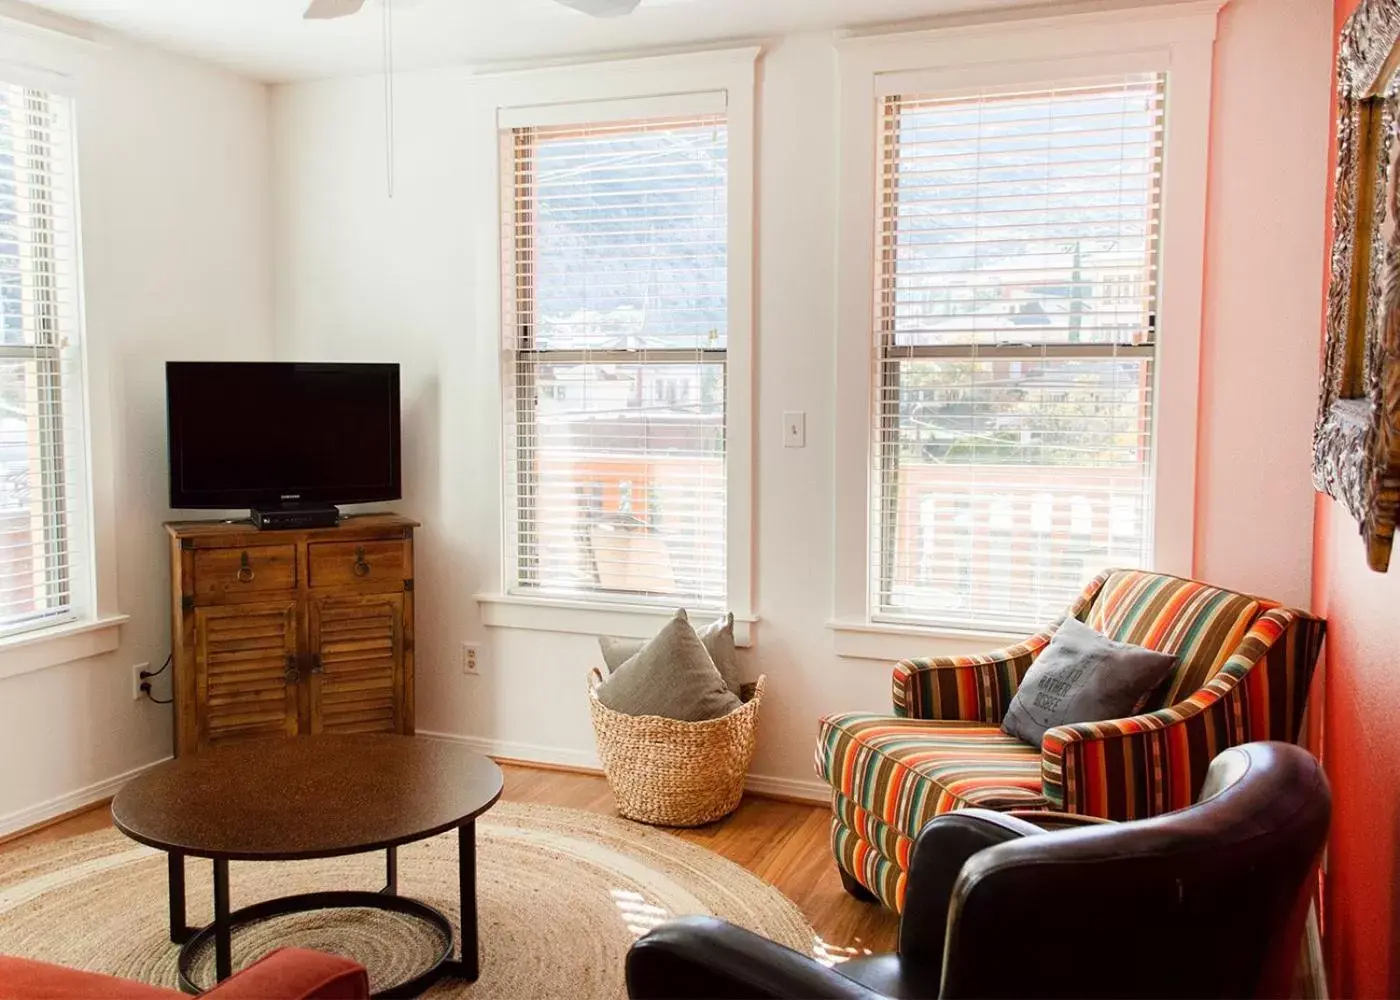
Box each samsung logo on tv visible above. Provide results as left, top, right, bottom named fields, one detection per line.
left=281, top=493, right=301, bottom=500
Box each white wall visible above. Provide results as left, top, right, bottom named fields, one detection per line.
left=1192, top=0, right=1332, bottom=607
left=270, top=0, right=1333, bottom=796
left=0, top=25, right=273, bottom=831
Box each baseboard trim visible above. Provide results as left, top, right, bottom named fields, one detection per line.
left=0, top=757, right=171, bottom=842
left=419, top=731, right=831, bottom=806
left=420, top=731, right=603, bottom=772
left=742, top=773, right=831, bottom=805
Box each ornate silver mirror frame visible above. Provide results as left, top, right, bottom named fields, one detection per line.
left=1315, top=0, right=1400, bottom=571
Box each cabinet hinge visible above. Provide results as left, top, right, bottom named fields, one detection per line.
left=181, top=595, right=195, bottom=612
left=404, top=578, right=414, bottom=592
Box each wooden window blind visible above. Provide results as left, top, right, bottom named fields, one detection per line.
left=502, top=113, right=728, bottom=606
left=0, top=81, right=84, bottom=638
left=874, top=75, right=1166, bottom=631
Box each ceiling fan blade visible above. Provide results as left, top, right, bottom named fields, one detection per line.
left=304, top=0, right=368, bottom=19
left=553, top=0, right=643, bottom=17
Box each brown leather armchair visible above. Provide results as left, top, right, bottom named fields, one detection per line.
left=626, top=742, right=1330, bottom=999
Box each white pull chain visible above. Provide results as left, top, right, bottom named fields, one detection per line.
left=382, top=0, right=395, bottom=198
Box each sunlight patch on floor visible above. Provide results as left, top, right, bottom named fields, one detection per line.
left=611, top=887, right=670, bottom=938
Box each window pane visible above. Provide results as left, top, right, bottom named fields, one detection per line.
left=889, top=79, right=1162, bottom=349
left=506, top=113, right=730, bottom=608
left=875, top=77, right=1165, bottom=631
left=0, top=83, right=77, bottom=636
left=0, top=356, right=67, bottom=626
left=520, top=362, right=725, bottom=603
left=879, top=358, right=1153, bottom=629
left=521, top=119, right=728, bottom=352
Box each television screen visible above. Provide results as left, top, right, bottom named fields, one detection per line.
left=167, top=362, right=401, bottom=510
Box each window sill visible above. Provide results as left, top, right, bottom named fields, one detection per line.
left=827, top=619, right=1030, bottom=662
left=477, top=593, right=756, bottom=647
left=0, top=613, right=130, bottom=681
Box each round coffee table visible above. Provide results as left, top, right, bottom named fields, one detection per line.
left=111, top=735, right=503, bottom=998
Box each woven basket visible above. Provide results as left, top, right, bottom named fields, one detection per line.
left=587, top=668, right=766, bottom=827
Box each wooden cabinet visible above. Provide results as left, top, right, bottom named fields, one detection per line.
left=167, top=514, right=417, bottom=757
left=307, top=592, right=407, bottom=735
left=191, top=600, right=300, bottom=747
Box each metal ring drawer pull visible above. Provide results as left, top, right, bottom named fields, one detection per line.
left=353, top=546, right=371, bottom=578
left=237, top=552, right=255, bottom=584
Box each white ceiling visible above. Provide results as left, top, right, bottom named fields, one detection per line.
left=9, top=0, right=1123, bottom=83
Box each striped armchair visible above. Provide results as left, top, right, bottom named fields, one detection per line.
left=814, top=570, right=1326, bottom=911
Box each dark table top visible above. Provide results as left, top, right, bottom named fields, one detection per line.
left=112, top=735, right=503, bottom=861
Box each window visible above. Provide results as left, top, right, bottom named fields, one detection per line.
left=872, top=75, right=1166, bottom=632
left=502, top=113, right=729, bottom=608
left=0, top=80, right=85, bottom=639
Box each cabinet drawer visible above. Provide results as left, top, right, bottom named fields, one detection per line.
left=193, top=545, right=298, bottom=600
left=308, top=540, right=407, bottom=589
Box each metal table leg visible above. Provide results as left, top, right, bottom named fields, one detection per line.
left=384, top=846, right=398, bottom=895
left=176, top=838, right=473, bottom=997
left=459, top=821, right=478, bottom=982
left=168, top=851, right=189, bottom=944
left=213, top=859, right=232, bottom=982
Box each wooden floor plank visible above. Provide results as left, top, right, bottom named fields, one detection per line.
left=0, top=762, right=900, bottom=959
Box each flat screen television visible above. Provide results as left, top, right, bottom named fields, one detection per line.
left=166, top=361, right=401, bottom=513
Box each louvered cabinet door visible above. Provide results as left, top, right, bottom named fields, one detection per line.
left=192, top=601, right=300, bottom=751
left=307, top=594, right=405, bottom=735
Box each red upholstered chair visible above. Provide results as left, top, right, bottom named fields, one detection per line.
left=0, top=948, right=368, bottom=1000
left=814, top=569, right=1326, bottom=910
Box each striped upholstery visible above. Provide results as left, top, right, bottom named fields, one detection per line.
left=832, top=810, right=908, bottom=912
left=833, top=791, right=916, bottom=870
left=1043, top=607, right=1325, bottom=818
left=890, top=635, right=1045, bottom=723
left=816, top=570, right=1325, bottom=912
left=892, top=576, right=1103, bottom=720
left=815, top=713, right=1047, bottom=834
left=1086, top=570, right=1264, bottom=709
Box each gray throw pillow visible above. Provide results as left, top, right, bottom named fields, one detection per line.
left=696, top=613, right=741, bottom=695
left=1001, top=616, right=1178, bottom=748
left=599, top=635, right=643, bottom=673
left=599, top=612, right=743, bottom=695
left=596, top=610, right=743, bottom=722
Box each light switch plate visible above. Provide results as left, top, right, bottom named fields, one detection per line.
left=783, top=411, right=806, bottom=448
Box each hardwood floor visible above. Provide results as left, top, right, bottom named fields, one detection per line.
left=0, top=762, right=900, bottom=961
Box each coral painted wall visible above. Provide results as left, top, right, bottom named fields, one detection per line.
left=1315, top=1, right=1400, bottom=996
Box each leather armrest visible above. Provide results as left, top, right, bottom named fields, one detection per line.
left=899, top=810, right=1044, bottom=974
left=626, top=916, right=881, bottom=1000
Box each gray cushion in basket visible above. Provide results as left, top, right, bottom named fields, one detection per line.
left=600, top=611, right=742, bottom=696
left=1001, top=616, right=1178, bottom=748
left=596, top=609, right=743, bottom=722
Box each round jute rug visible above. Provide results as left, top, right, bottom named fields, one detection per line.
left=0, top=801, right=816, bottom=998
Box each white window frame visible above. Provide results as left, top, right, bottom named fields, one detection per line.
left=472, top=48, right=759, bottom=645
left=828, top=3, right=1222, bottom=661
left=0, top=18, right=126, bottom=680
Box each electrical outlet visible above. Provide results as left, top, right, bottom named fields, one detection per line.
left=132, top=662, right=150, bottom=701
left=462, top=643, right=481, bottom=676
